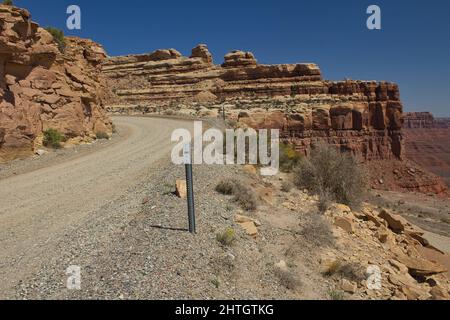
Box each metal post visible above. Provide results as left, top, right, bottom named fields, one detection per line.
left=183, top=144, right=196, bottom=234
left=222, top=105, right=226, bottom=121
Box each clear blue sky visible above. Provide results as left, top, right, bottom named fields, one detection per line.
left=14, top=0, right=450, bottom=116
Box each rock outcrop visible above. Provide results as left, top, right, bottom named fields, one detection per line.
left=103, top=44, right=403, bottom=161
left=0, top=5, right=112, bottom=162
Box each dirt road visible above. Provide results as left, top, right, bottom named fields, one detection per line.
left=0, top=116, right=192, bottom=298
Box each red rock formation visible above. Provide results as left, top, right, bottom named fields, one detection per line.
left=403, top=112, right=450, bottom=188
left=103, top=44, right=404, bottom=161
left=0, top=5, right=112, bottom=162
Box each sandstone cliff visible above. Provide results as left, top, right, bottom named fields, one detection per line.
left=103, top=45, right=403, bottom=161
left=0, top=5, right=112, bottom=162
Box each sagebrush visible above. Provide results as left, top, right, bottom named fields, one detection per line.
left=293, top=144, right=367, bottom=208
left=215, top=179, right=258, bottom=211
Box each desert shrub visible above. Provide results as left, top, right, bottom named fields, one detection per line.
left=3, top=0, right=13, bottom=5
left=233, top=183, right=258, bottom=211
left=328, top=290, right=345, bottom=300
left=216, top=228, right=235, bottom=246
left=279, top=143, right=302, bottom=173
left=112, top=124, right=117, bottom=134
left=215, top=179, right=258, bottom=211
left=318, top=189, right=333, bottom=213
left=323, top=260, right=366, bottom=282
left=43, top=129, right=64, bottom=149
left=293, top=144, right=367, bottom=208
left=45, top=27, right=66, bottom=52
left=337, top=262, right=366, bottom=282
left=96, top=131, right=110, bottom=140
left=275, top=268, right=302, bottom=290
left=281, top=181, right=294, bottom=193
left=216, top=179, right=238, bottom=195
left=323, top=260, right=342, bottom=277
left=300, top=213, right=335, bottom=248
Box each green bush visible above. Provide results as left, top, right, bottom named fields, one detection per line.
left=43, top=129, right=64, bottom=149
left=293, top=144, right=367, bottom=209
left=216, top=228, right=235, bottom=246
left=96, top=132, right=110, bottom=140
left=279, top=143, right=302, bottom=172
left=45, top=27, right=66, bottom=52
left=3, top=0, right=13, bottom=6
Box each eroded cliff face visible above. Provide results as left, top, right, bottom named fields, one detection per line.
left=103, top=45, right=403, bottom=161
left=0, top=5, right=112, bottom=161
left=403, top=112, right=450, bottom=188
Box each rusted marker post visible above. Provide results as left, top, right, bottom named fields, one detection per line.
left=183, top=144, right=196, bottom=234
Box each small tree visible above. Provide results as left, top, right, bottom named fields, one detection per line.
left=45, top=27, right=66, bottom=52
left=2, top=0, right=13, bottom=6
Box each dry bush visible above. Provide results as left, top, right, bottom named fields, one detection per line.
left=300, top=213, right=335, bottom=248
left=281, top=181, right=294, bottom=193
left=293, top=144, right=367, bottom=209
left=215, top=179, right=238, bottom=195
left=215, top=179, right=258, bottom=211
left=323, top=260, right=366, bottom=282
left=318, top=189, right=333, bottom=213
left=275, top=268, right=302, bottom=290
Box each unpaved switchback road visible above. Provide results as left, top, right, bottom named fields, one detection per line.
left=0, top=116, right=193, bottom=298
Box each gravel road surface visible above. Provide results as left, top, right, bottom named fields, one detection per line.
left=0, top=117, right=193, bottom=298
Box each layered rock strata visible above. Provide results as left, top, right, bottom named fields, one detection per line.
left=0, top=5, right=112, bottom=161
left=103, top=45, right=403, bottom=161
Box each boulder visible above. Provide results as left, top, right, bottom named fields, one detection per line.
left=190, top=44, right=213, bottom=64
left=378, top=209, right=409, bottom=233
left=175, top=180, right=187, bottom=199
left=341, top=279, right=357, bottom=294
left=239, top=221, right=258, bottom=237
left=334, top=216, right=354, bottom=233
left=396, top=253, right=448, bottom=277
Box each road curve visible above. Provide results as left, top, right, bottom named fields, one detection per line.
left=0, top=116, right=193, bottom=297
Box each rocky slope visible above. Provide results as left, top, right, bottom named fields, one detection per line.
left=403, top=112, right=450, bottom=187
left=103, top=45, right=403, bottom=161
left=0, top=5, right=112, bottom=162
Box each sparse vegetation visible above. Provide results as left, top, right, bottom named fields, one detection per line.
left=275, top=268, right=302, bottom=290
left=281, top=181, right=294, bottom=193
left=3, top=0, right=13, bottom=6
left=279, top=143, right=302, bottom=173
left=323, top=260, right=366, bottom=282
left=216, top=227, right=235, bottom=246
left=215, top=179, right=258, bottom=211
left=317, top=189, right=333, bottom=213
left=216, top=179, right=238, bottom=195
left=293, top=144, right=367, bottom=209
left=328, top=290, right=345, bottom=300
left=96, top=132, right=110, bottom=140
left=43, top=128, right=64, bottom=149
left=45, top=27, right=66, bottom=52
left=210, top=278, right=220, bottom=288
left=300, top=213, right=335, bottom=248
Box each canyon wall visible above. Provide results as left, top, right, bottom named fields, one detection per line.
left=403, top=112, right=450, bottom=186
left=0, top=5, right=112, bottom=161
left=103, top=45, right=404, bottom=161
